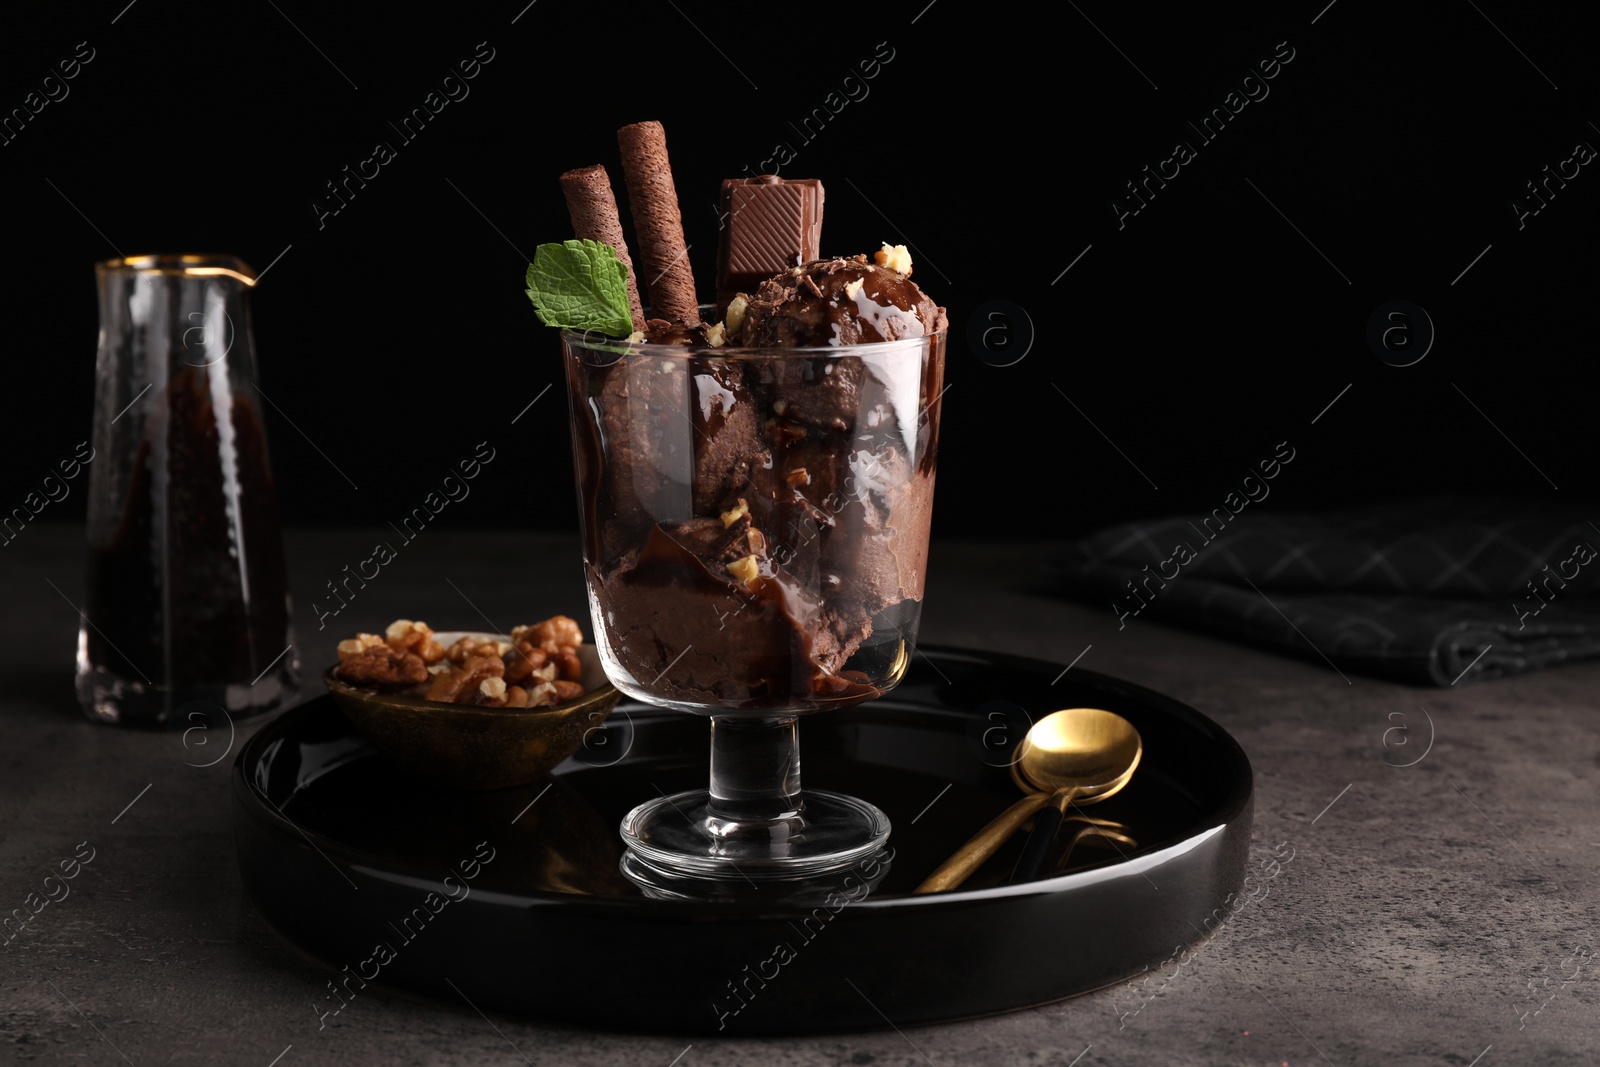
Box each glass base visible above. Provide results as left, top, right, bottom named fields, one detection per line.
left=620, top=846, right=894, bottom=901
left=75, top=659, right=299, bottom=729
left=621, top=788, right=890, bottom=880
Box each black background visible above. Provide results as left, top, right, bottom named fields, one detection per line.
left=1, top=1, right=1591, bottom=543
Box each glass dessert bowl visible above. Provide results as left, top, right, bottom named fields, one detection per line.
left=563, top=325, right=946, bottom=878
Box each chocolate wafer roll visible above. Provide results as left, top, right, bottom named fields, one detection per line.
left=559, top=164, right=645, bottom=332
left=617, top=121, right=700, bottom=324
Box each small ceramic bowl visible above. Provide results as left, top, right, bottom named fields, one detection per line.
left=323, top=633, right=621, bottom=790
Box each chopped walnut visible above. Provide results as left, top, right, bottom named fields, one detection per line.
left=472, top=676, right=511, bottom=707
left=337, top=645, right=429, bottom=687
left=385, top=619, right=420, bottom=641
left=766, top=417, right=806, bottom=447
left=721, top=498, right=750, bottom=529
left=504, top=642, right=550, bottom=684
left=386, top=619, right=444, bottom=664
left=727, top=554, right=759, bottom=585
left=725, top=294, right=749, bottom=342
left=446, top=635, right=511, bottom=664
left=337, top=633, right=386, bottom=660
left=337, top=613, right=587, bottom=707
left=552, top=648, right=583, bottom=683
left=515, top=615, right=584, bottom=655
left=425, top=654, right=505, bottom=704
left=874, top=243, right=912, bottom=275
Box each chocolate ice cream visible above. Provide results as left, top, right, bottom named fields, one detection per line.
left=566, top=249, right=946, bottom=712
left=738, top=253, right=947, bottom=347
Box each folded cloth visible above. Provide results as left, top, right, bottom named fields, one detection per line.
left=1052, top=498, right=1600, bottom=686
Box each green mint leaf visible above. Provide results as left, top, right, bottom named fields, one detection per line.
left=524, top=239, right=634, bottom=336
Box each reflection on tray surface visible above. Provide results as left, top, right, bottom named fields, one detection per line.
left=279, top=706, right=1199, bottom=901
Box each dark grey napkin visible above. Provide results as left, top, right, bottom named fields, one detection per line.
left=1052, top=498, right=1600, bottom=686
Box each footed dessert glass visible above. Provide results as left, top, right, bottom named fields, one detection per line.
left=563, top=326, right=946, bottom=878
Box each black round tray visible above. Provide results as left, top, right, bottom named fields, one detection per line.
left=233, top=644, right=1252, bottom=1035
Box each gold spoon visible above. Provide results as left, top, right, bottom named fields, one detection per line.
left=914, top=707, right=1142, bottom=894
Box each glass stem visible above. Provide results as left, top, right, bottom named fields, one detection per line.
left=707, top=715, right=803, bottom=833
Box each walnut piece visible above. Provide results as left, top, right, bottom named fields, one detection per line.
left=874, top=243, right=912, bottom=275
left=552, top=648, right=583, bottom=682
left=337, top=633, right=385, bottom=660
left=504, top=642, right=549, bottom=684
left=473, top=676, right=510, bottom=707
left=446, top=635, right=510, bottom=664
left=425, top=655, right=505, bottom=703
left=506, top=643, right=550, bottom=683
left=337, top=645, right=429, bottom=687
left=725, top=294, right=748, bottom=342
left=513, top=616, right=584, bottom=655
left=720, top=498, right=750, bottom=529
left=727, top=554, right=759, bottom=585
left=386, top=619, right=444, bottom=664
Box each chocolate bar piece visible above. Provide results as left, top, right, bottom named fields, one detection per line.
left=715, top=175, right=824, bottom=317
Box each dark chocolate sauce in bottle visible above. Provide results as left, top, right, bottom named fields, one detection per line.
left=79, top=255, right=296, bottom=727
left=84, top=371, right=289, bottom=694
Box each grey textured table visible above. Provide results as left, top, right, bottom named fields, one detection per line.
left=4, top=526, right=1598, bottom=1066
